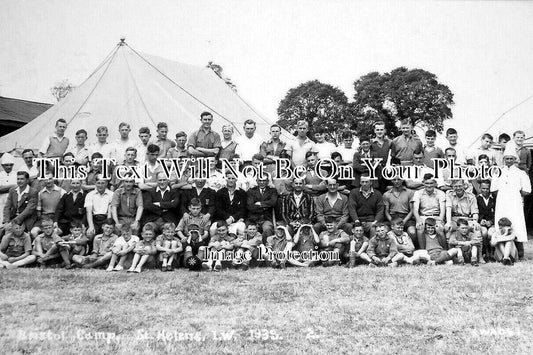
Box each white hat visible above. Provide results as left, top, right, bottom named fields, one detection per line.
left=502, top=145, right=519, bottom=160
left=0, top=152, right=15, bottom=165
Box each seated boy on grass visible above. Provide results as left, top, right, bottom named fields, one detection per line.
left=72, top=219, right=118, bottom=269
left=448, top=218, right=482, bottom=266
left=388, top=218, right=417, bottom=267
left=128, top=224, right=157, bottom=273
left=346, top=222, right=371, bottom=268
left=181, top=223, right=209, bottom=270
left=319, top=216, right=350, bottom=267
left=367, top=222, right=397, bottom=267
left=56, top=221, right=89, bottom=269
left=155, top=222, right=182, bottom=272
left=490, top=217, right=518, bottom=266
left=176, top=198, right=211, bottom=242
left=289, top=222, right=320, bottom=267
left=0, top=220, right=35, bottom=269
left=203, top=220, right=236, bottom=271
left=232, top=222, right=263, bottom=270
left=418, top=217, right=459, bottom=265
left=264, top=223, right=293, bottom=269
left=106, top=223, right=139, bottom=272
left=32, top=218, right=63, bottom=267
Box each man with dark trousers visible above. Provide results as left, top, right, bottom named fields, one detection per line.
left=247, top=174, right=278, bottom=242
left=142, top=172, right=180, bottom=233
left=2, top=171, right=37, bottom=235
left=212, top=171, right=247, bottom=236
left=54, top=179, right=86, bottom=235
left=180, top=178, right=216, bottom=222
left=348, top=175, right=385, bottom=238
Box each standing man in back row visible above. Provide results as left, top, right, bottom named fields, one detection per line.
left=235, top=119, right=264, bottom=166
left=188, top=111, right=221, bottom=158
left=287, top=120, right=315, bottom=168
left=154, top=122, right=175, bottom=158
left=390, top=119, right=422, bottom=166
left=39, top=118, right=69, bottom=159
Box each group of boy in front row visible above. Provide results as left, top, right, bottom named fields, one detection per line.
left=0, top=200, right=519, bottom=272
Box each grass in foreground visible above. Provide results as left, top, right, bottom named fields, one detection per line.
left=1, top=244, right=533, bottom=354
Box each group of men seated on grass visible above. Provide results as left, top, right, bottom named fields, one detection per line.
left=0, top=113, right=530, bottom=271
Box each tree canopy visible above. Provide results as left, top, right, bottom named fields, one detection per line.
left=277, top=80, right=354, bottom=139
left=352, top=67, right=454, bottom=137
left=277, top=68, right=454, bottom=140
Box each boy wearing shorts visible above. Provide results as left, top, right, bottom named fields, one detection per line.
left=0, top=220, right=35, bottom=268
left=319, top=216, right=350, bottom=266
left=346, top=222, right=371, bottom=268
left=448, top=218, right=482, bottom=266
left=418, top=218, right=459, bottom=265
left=72, top=219, right=118, bottom=268
left=56, top=221, right=88, bottom=269
left=204, top=221, right=236, bottom=271
left=128, top=224, right=157, bottom=273
left=107, top=223, right=139, bottom=271
left=156, top=222, right=183, bottom=271
left=232, top=222, right=263, bottom=270
left=32, top=218, right=62, bottom=267
left=264, top=223, right=293, bottom=269
left=367, top=223, right=397, bottom=267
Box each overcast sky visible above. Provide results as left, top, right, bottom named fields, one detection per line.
left=1, top=0, right=532, bottom=146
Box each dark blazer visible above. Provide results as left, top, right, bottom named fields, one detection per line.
left=3, top=185, right=38, bottom=231
left=142, top=187, right=180, bottom=224
left=180, top=187, right=216, bottom=218
left=214, top=187, right=247, bottom=222
left=247, top=186, right=278, bottom=223
left=476, top=194, right=496, bottom=224
left=54, top=190, right=87, bottom=225
left=352, top=150, right=382, bottom=188
left=280, top=192, right=315, bottom=225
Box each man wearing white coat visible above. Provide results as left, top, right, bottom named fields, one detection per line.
left=491, top=146, right=531, bottom=260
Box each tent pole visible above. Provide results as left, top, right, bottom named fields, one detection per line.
left=124, top=43, right=242, bottom=135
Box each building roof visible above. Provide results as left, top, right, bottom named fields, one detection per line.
left=0, top=96, right=52, bottom=124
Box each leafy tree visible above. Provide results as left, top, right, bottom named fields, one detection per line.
left=50, top=79, right=75, bottom=102
left=352, top=67, right=454, bottom=137
left=207, top=61, right=237, bottom=92
left=277, top=80, right=355, bottom=140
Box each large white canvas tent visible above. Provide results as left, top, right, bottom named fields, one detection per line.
left=461, top=95, right=533, bottom=149
left=0, top=39, right=289, bottom=153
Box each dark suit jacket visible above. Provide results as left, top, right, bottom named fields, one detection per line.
left=3, top=185, right=38, bottom=231
left=180, top=187, right=216, bottom=218
left=280, top=192, right=315, bottom=225
left=214, top=187, right=247, bottom=222
left=54, top=190, right=87, bottom=225
left=247, top=186, right=278, bottom=222
left=352, top=150, right=382, bottom=188
left=476, top=194, right=496, bottom=223
left=142, top=187, right=180, bottom=224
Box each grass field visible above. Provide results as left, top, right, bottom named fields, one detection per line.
left=2, top=244, right=533, bottom=354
